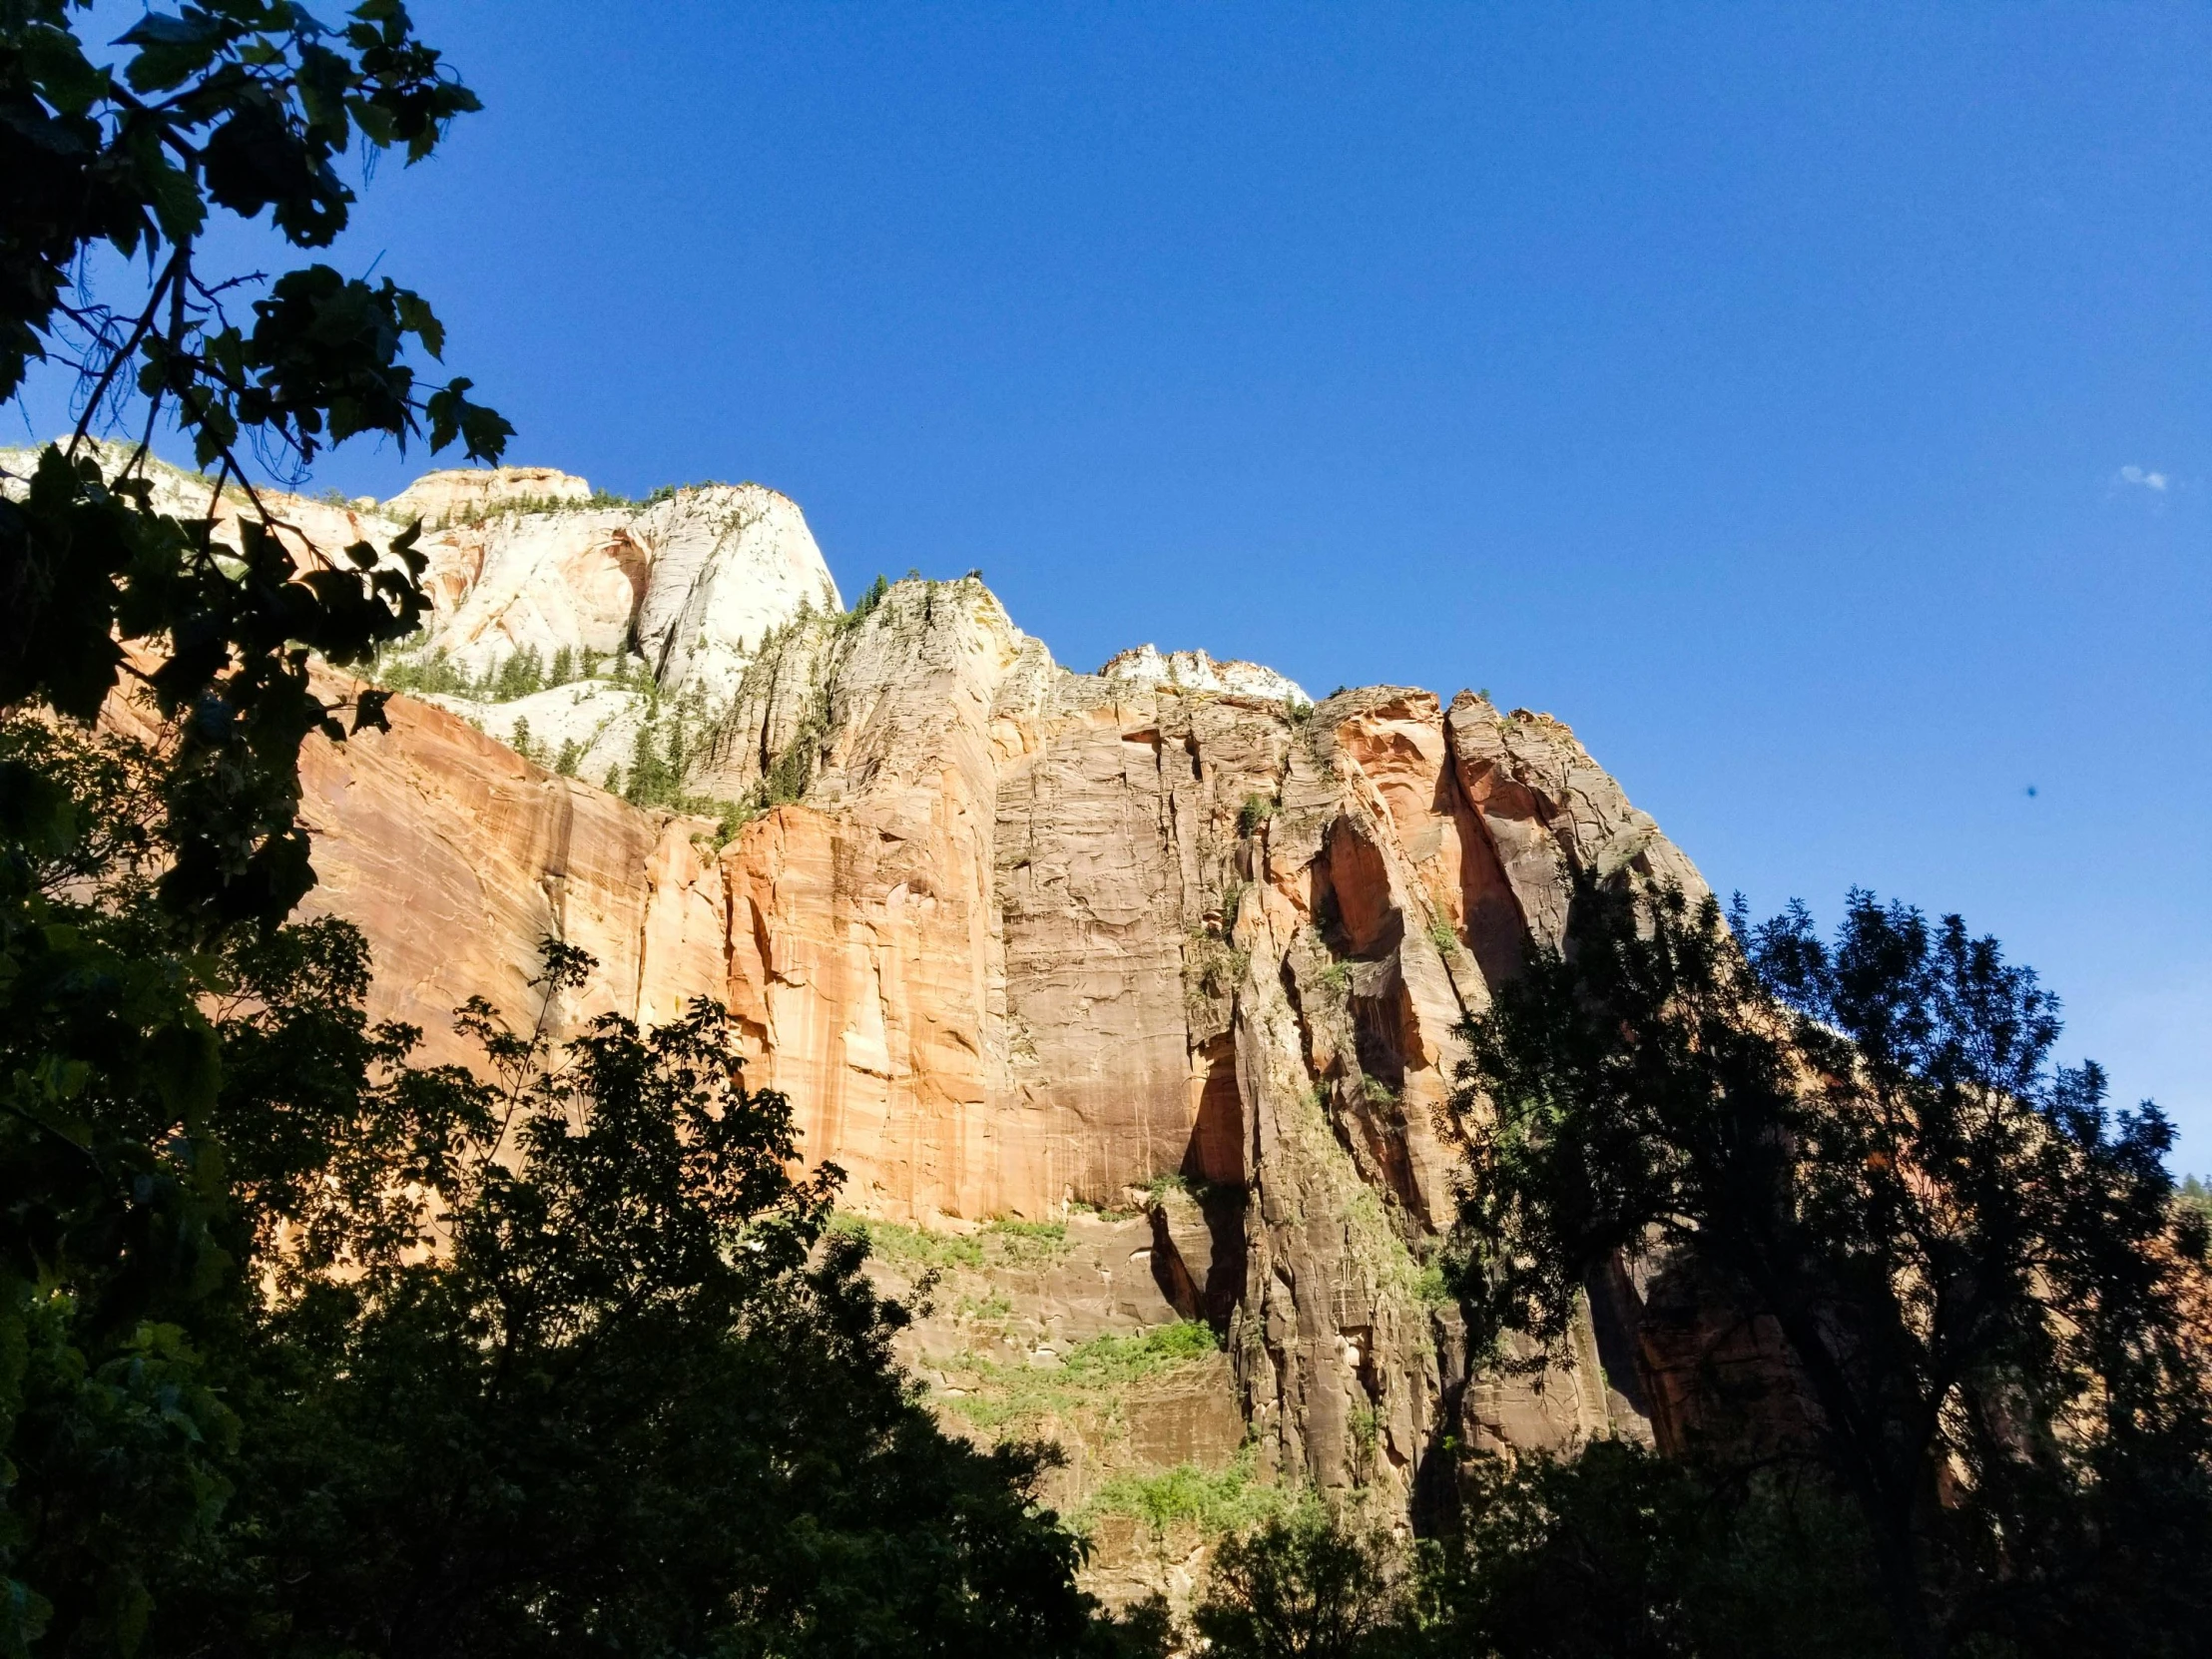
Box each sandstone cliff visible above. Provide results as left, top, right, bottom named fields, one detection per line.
left=290, top=543, right=1711, bottom=1525
left=8, top=446, right=1714, bottom=1584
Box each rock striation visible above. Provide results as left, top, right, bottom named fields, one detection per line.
left=9, top=446, right=1719, bottom=1570
left=282, top=506, right=1714, bottom=1525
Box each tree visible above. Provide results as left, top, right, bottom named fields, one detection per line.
left=3, top=0, right=511, bottom=931
left=0, top=712, right=496, bottom=1653
left=1, top=4, right=507, bottom=1645
left=1407, top=1442, right=1892, bottom=1659
left=128, top=938, right=1118, bottom=1658
left=1447, top=876, right=2212, bottom=1658
left=1192, top=1504, right=1404, bottom=1659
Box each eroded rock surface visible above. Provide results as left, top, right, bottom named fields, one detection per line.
left=37, top=451, right=1719, bottom=1587
left=293, top=554, right=1697, bottom=1514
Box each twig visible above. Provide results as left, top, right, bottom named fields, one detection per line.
left=67, top=249, right=185, bottom=459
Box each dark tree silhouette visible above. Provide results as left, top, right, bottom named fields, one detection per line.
left=1446, top=875, right=2212, bottom=1658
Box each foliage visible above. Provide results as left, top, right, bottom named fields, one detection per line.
left=1238, top=793, right=1278, bottom=836
left=373, top=642, right=469, bottom=697
left=1192, top=1503, right=1404, bottom=1659
left=0, top=713, right=489, bottom=1654
left=2179, top=1175, right=2212, bottom=1222
left=1145, top=1170, right=1217, bottom=1207
left=833, top=1215, right=1073, bottom=1275
left=613, top=689, right=756, bottom=837
left=427, top=487, right=634, bottom=525
left=3, top=0, right=509, bottom=937
left=1173, top=1446, right=1896, bottom=1659
left=840, top=572, right=890, bottom=631
left=1408, top=1442, right=1893, bottom=1659
left=139, top=944, right=1115, bottom=1658
left=1446, top=873, right=2212, bottom=1658
left=943, top=1323, right=1222, bottom=1433
left=372, top=640, right=604, bottom=703
left=1080, top=1447, right=1295, bottom=1540
left=760, top=684, right=831, bottom=807
left=0, top=3, right=513, bottom=1626
left=1185, top=925, right=1250, bottom=1011
left=623, top=704, right=683, bottom=805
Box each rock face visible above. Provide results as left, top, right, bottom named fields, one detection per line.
left=0, top=449, right=838, bottom=724
left=296, top=679, right=730, bottom=1051
left=402, top=481, right=838, bottom=696
left=383, top=464, right=593, bottom=523
left=290, top=517, right=1710, bottom=1525
left=7, top=443, right=1770, bottom=1595
left=1098, top=645, right=1312, bottom=705
left=11, top=444, right=1720, bottom=1559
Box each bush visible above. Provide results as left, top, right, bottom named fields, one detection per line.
left=1081, top=1448, right=1294, bottom=1539
left=489, top=646, right=545, bottom=702
left=1411, top=1443, right=1891, bottom=1659
left=1194, top=1504, right=1404, bottom=1659
left=841, top=574, right=891, bottom=631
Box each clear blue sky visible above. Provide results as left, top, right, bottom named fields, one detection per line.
left=20, top=3, right=2210, bottom=1161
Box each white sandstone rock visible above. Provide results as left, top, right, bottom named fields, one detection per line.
left=1097, top=644, right=1309, bottom=705
left=630, top=484, right=841, bottom=704
left=394, top=479, right=837, bottom=711
left=409, top=509, right=645, bottom=675
left=428, top=678, right=653, bottom=788
left=383, top=466, right=592, bottom=525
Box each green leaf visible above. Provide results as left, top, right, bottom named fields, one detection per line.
left=351, top=688, right=392, bottom=733
left=21, top=28, right=112, bottom=117
left=118, top=11, right=230, bottom=94
left=392, top=287, right=445, bottom=360
left=424, top=377, right=512, bottom=463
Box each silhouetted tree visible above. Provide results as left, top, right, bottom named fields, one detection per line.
left=147, top=937, right=1121, bottom=1657
left=1409, top=1442, right=1892, bottom=1659
left=1193, top=1505, right=1404, bottom=1659
left=1446, top=875, right=2212, bottom=1658
left=2, top=4, right=510, bottom=1641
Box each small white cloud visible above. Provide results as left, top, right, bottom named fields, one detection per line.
left=2118, top=464, right=2169, bottom=492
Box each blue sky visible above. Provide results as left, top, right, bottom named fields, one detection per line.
left=19, top=3, right=2210, bottom=1160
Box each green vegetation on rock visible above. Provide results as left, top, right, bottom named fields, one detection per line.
left=832, top=1214, right=1074, bottom=1275
left=943, top=1321, right=1223, bottom=1433
left=1080, top=1447, right=1297, bottom=1539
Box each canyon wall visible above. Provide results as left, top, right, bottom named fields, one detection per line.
left=290, top=540, right=1708, bottom=1518
left=13, top=449, right=1716, bottom=1550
